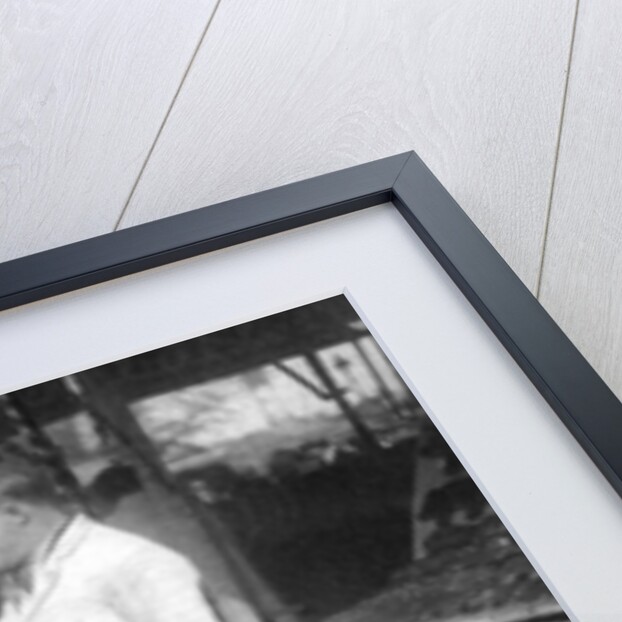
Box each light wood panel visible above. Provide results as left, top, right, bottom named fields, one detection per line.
left=119, top=0, right=576, bottom=291
left=0, top=0, right=218, bottom=262
left=539, top=1, right=622, bottom=400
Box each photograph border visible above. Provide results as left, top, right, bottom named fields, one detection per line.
left=1, top=150, right=621, bottom=502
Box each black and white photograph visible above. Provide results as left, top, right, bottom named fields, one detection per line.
left=0, top=295, right=567, bottom=622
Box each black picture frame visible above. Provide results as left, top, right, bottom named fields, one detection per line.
left=1, top=150, right=621, bottom=503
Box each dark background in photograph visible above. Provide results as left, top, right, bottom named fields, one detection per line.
left=0, top=295, right=567, bottom=622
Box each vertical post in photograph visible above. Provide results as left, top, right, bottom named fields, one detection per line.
left=62, top=371, right=299, bottom=622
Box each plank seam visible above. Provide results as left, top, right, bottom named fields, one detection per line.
left=113, top=0, right=224, bottom=232
left=534, top=0, right=581, bottom=299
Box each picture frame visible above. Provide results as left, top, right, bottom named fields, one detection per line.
left=1, top=150, right=621, bottom=501
left=1, top=151, right=621, bottom=622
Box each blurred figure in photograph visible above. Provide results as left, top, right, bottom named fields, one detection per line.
left=0, top=455, right=221, bottom=622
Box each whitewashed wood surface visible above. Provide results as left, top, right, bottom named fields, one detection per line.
left=0, top=0, right=217, bottom=261
left=4, top=0, right=622, bottom=402
left=538, top=0, right=622, bottom=399
left=117, top=0, right=575, bottom=291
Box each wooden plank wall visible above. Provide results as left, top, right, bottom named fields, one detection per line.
left=3, top=1, right=620, bottom=400
left=537, top=1, right=622, bottom=400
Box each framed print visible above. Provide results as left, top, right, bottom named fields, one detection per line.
left=0, top=151, right=620, bottom=622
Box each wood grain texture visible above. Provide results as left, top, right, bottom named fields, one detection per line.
left=0, top=0, right=218, bottom=262
left=538, top=1, right=622, bottom=400
left=119, top=0, right=576, bottom=291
